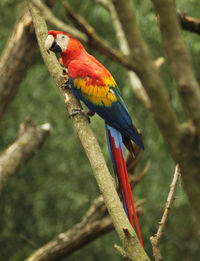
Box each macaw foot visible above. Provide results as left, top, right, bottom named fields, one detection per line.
left=62, top=82, right=71, bottom=90
left=61, top=69, right=71, bottom=90
left=69, top=109, right=95, bottom=123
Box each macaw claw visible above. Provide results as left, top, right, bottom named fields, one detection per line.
left=61, top=69, right=71, bottom=90
left=69, top=108, right=94, bottom=123
left=62, top=82, right=71, bottom=90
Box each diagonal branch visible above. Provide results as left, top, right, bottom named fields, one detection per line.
left=0, top=8, right=36, bottom=123
left=0, top=118, right=51, bottom=194
left=26, top=196, right=144, bottom=261
left=31, top=0, right=132, bottom=69
left=152, top=0, right=200, bottom=137
left=94, top=0, right=151, bottom=109
left=26, top=151, right=148, bottom=261
left=27, top=1, right=150, bottom=260
left=150, top=165, right=181, bottom=261
left=112, top=0, right=183, bottom=153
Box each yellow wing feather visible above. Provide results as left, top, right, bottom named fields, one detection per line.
left=74, top=75, right=118, bottom=107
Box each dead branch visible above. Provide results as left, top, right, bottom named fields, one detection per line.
left=150, top=165, right=181, bottom=261
left=27, top=1, right=150, bottom=260
left=0, top=9, right=36, bottom=122
left=0, top=118, right=51, bottom=193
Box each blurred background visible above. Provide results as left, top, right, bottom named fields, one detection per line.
left=0, top=0, right=200, bottom=260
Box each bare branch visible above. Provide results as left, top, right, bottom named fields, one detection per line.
left=0, top=118, right=51, bottom=193
left=30, top=0, right=86, bottom=41
left=112, top=0, right=182, bottom=152
left=152, top=0, right=200, bottom=137
left=94, top=0, right=151, bottom=109
left=30, top=0, right=132, bottom=69
left=26, top=195, right=144, bottom=261
left=150, top=165, right=181, bottom=261
left=27, top=1, right=150, bottom=260
left=62, top=1, right=136, bottom=69
left=0, top=9, right=36, bottom=122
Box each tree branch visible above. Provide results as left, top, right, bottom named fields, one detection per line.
left=26, top=150, right=147, bottom=261
left=94, top=0, right=151, bottom=110
left=26, top=196, right=145, bottom=261
left=0, top=117, right=51, bottom=194
left=112, top=0, right=182, bottom=153
left=150, top=165, right=181, bottom=261
left=0, top=8, right=36, bottom=122
left=30, top=0, right=132, bottom=69
left=27, top=1, right=150, bottom=260
left=152, top=0, right=200, bottom=137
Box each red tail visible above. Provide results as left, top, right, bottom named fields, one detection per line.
left=106, top=124, right=143, bottom=247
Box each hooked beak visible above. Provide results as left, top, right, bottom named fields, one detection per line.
left=49, top=39, right=62, bottom=53
left=45, top=35, right=62, bottom=53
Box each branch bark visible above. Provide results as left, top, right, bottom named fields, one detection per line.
left=0, top=118, right=50, bottom=193
left=152, top=0, right=200, bottom=138
left=112, top=0, right=182, bottom=153
left=26, top=197, right=144, bottom=261
left=27, top=1, right=150, bottom=260
left=0, top=9, right=36, bottom=122
left=31, top=0, right=132, bottom=69
left=94, top=0, right=151, bottom=110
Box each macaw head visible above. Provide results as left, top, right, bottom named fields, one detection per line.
left=45, top=30, right=71, bottom=53
left=45, top=30, right=83, bottom=54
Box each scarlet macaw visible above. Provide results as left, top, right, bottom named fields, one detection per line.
left=45, top=31, right=144, bottom=246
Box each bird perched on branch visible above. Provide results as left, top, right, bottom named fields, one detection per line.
left=45, top=30, right=144, bottom=246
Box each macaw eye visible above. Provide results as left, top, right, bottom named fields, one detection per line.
left=62, top=35, right=65, bottom=39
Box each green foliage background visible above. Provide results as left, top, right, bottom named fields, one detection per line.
left=0, top=0, right=200, bottom=260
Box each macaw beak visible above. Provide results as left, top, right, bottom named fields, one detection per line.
left=49, top=39, right=62, bottom=53
left=45, top=35, right=62, bottom=53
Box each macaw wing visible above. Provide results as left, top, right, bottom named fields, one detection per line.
left=69, top=75, right=143, bottom=149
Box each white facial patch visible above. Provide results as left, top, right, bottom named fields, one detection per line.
left=56, top=34, right=70, bottom=52
left=45, top=35, right=55, bottom=49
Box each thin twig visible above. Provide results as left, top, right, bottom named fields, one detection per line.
left=150, top=164, right=181, bottom=261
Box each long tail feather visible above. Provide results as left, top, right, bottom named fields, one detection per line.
left=106, top=124, right=143, bottom=247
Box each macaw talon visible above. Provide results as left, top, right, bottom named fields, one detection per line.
left=62, top=82, right=71, bottom=90
left=61, top=69, right=71, bottom=90
left=69, top=108, right=91, bottom=123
